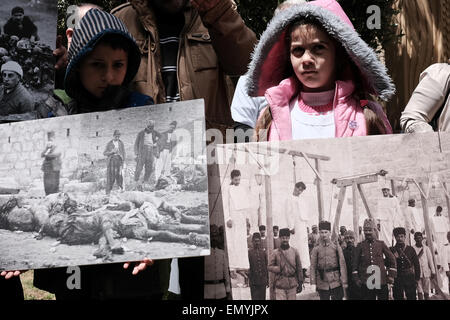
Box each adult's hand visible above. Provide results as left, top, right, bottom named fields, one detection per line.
left=123, top=258, right=154, bottom=275
left=1, top=270, right=23, bottom=280
left=54, top=35, right=68, bottom=70
left=191, top=0, right=221, bottom=13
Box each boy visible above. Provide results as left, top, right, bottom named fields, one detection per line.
left=33, top=8, right=163, bottom=300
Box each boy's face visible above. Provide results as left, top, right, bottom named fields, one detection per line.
left=79, top=43, right=128, bottom=98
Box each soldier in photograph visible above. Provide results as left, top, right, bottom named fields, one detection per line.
left=342, top=230, right=359, bottom=299
left=204, top=225, right=231, bottom=300
left=268, top=228, right=303, bottom=300
left=352, top=218, right=397, bottom=300
left=310, top=221, right=347, bottom=300
left=390, top=227, right=421, bottom=300
left=104, top=130, right=126, bottom=195
left=248, top=232, right=268, bottom=300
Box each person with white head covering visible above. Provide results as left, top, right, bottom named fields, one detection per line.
left=0, top=60, right=34, bottom=122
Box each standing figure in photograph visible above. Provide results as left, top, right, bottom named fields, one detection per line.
left=41, top=131, right=61, bottom=196
left=352, top=219, right=397, bottom=300
left=284, top=181, right=310, bottom=270
left=308, top=224, right=320, bottom=253
left=412, top=232, right=436, bottom=300
left=442, top=231, right=450, bottom=293
left=259, top=225, right=268, bottom=252
left=225, top=169, right=251, bottom=277
left=338, top=226, right=347, bottom=248
left=390, top=227, right=421, bottom=300
left=431, top=206, right=450, bottom=253
left=104, top=130, right=126, bottom=195
left=376, top=187, right=401, bottom=246
left=268, top=228, right=303, bottom=300
left=342, top=230, right=359, bottom=300
left=406, top=199, right=424, bottom=235
left=204, top=225, right=231, bottom=300
left=248, top=232, right=268, bottom=300
left=158, top=121, right=177, bottom=178
left=134, top=120, right=161, bottom=185
left=0, top=61, right=34, bottom=121
left=310, top=221, right=347, bottom=300
left=273, top=225, right=281, bottom=250
left=3, top=7, right=40, bottom=41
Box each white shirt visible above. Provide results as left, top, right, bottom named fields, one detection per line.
left=144, top=131, right=154, bottom=146
left=290, top=91, right=335, bottom=140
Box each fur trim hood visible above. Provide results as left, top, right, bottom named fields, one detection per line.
left=246, top=0, right=395, bottom=101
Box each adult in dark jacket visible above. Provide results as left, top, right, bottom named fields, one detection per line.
left=248, top=232, right=268, bottom=300
left=390, top=227, right=421, bottom=300
left=104, top=130, right=126, bottom=194
left=33, top=9, right=166, bottom=300
left=342, top=230, right=359, bottom=300
left=352, top=219, right=397, bottom=300
left=134, top=120, right=161, bottom=184
left=3, top=7, right=39, bottom=41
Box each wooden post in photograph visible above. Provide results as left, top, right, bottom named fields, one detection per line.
left=418, top=182, right=441, bottom=284
left=315, top=158, right=325, bottom=223
left=332, top=187, right=347, bottom=242
left=443, top=182, right=450, bottom=227
left=352, top=182, right=360, bottom=243
left=262, top=157, right=275, bottom=300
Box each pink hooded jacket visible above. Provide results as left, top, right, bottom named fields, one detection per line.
left=247, top=0, right=395, bottom=141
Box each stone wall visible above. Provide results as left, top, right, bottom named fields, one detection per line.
left=0, top=100, right=205, bottom=193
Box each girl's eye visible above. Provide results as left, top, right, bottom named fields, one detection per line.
left=291, top=47, right=304, bottom=55
left=114, top=62, right=125, bottom=69
left=314, top=44, right=326, bottom=51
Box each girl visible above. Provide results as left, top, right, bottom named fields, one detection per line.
left=246, top=0, right=394, bottom=141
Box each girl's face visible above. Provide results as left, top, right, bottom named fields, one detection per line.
left=289, top=24, right=336, bottom=92
left=79, top=43, right=128, bottom=98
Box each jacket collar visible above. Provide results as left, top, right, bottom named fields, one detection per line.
left=265, top=77, right=356, bottom=140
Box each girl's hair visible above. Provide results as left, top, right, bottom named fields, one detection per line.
left=253, top=17, right=389, bottom=141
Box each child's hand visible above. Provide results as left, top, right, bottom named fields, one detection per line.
left=1, top=270, right=23, bottom=279
left=123, top=258, right=154, bottom=275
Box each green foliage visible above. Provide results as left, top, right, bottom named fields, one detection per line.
left=236, top=0, right=401, bottom=51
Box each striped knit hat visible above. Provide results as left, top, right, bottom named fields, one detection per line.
left=64, top=8, right=140, bottom=99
